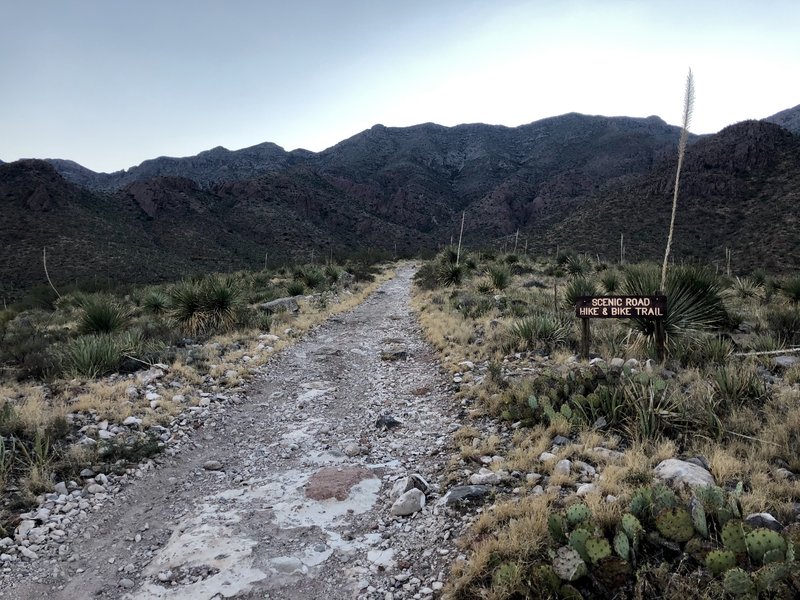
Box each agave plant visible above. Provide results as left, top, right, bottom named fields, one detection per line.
left=509, top=311, right=573, bottom=352
left=78, top=297, right=129, bottom=334
left=487, top=264, right=511, bottom=290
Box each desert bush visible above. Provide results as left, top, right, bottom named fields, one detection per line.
left=728, top=277, right=764, bottom=301
left=324, top=264, right=342, bottom=284
left=780, top=276, right=800, bottom=305
left=508, top=312, right=572, bottom=352
left=301, top=268, right=326, bottom=290
left=142, top=290, right=168, bottom=315
left=286, top=280, right=306, bottom=296
left=623, top=263, right=726, bottom=343
left=673, top=335, right=734, bottom=368
left=413, top=262, right=439, bottom=290
left=168, top=276, right=242, bottom=336
left=79, top=298, right=129, bottom=334
left=437, top=263, right=465, bottom=287
left=563, top=276, right=598, bottom=311
left=765, top=305, right=800, bottom=344
left=711, top=363, right=768, bottom=410
left=487, top=264, right=511, bottom=290
left=600, top=270, right=620, bottom=293
left=62, top=334, right=120, bottom=378
left=565, top=255, right=591, bottom=277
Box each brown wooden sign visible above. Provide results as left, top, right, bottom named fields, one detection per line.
left=575, top=295, right=667, bottom=319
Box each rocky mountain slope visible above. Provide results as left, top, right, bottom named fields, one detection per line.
left=535, top=120, right=800, bottom=272
left=2, top=107, right=798, bottom=300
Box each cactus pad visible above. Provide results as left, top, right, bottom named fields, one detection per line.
left=566, top=503, right=592, bottom=526
left=755, top=563, right=789, bottom=593
left=568, top=528, right=591, bottom=563
left=652, top=483, right=678, bottom=513
left=705, top=549, right=736, bottom=576
left=548, top=513, right=568, bottom=543
left=621, top=513, right=644, bottom=545
left=691, top=497, right=708, bottom=538
left=723, top=568, right=756, bottom=597
left=722, top=520, right=747, bottom=554
left=585, top=536, right=612, bottom=564
left=613, top=530, right=630, bottom=561
left=558, top=583, right=585, bottom=600
left=531, top=564, right=560, bottom=594
left=629, top=488, right=652, bottom=518
left=745, top=528, right=786, bottom=564
left=552, top=546, right=587, bottom=582
left=655, top=507, right=695, bottom=543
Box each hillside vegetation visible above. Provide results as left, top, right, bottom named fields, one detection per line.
left=412, top=249, right=800, bottom=600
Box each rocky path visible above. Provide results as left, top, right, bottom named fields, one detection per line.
left=1, top=266, right=470, bottom=600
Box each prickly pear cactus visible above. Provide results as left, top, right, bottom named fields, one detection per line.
left=549, top=513, right=568, bottom=543
left=754, top=562, right=790, bottom=593
left=652, top=483, right=678, bottom=513
left=690, top=497, right=708, bottom=538
left=723, top=567, right=756, bottom=598
left=613, top=529, right=630, bottom=561
left=705, top=549, right=736, bottom=576
left=722, top=520, right=748, bottom=554
left=745, top=528, right=787, bottom=564
left=629, top=488, right=652, bottom=518
left=655, top=507, right=695, bottom=543
left=566, top=503, right=592, bottom=526
left=621, top=513, right=644, bottom=545
left=568, top=528, right=591, bottom=563
left=552, top=546, right=588, bottom=582
left=531, top=564, right=560, bottom=594
left=762, top=547, right=785, bottom=565
left=559, top=583, right=585, bottom=600
left=585, top=537, right=612, bottom=564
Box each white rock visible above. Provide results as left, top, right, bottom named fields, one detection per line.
left=576, top=483, right=597, bottom=496
left=469, top=468, right=500, bottom=485
left=654, top=458, right=715, bottom=488
left=390, top=489, right=426, bottom=516
left=553, top=459, right=571, bottom=476
left=123, top=416, right=142, bottom=427
left=20, top=546, right=38, bottom=559
left=539, top=452, right=557, bottom=462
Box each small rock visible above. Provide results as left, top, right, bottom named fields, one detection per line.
left=745, top=513, right=783, bottom=532
left=390, top=488, right=426, bottom=516
left=203, top=460, right=224, bottom=471
left=775, top=355, right=799, bottom=369
left=469, top=468, right=501, bottom=485
left=654, top=458, right=715, bottom=488
left=440, top=485, right=490, bottom=507
left=119, top=578, right=135, bottom=589
left=343, top=443, right=362, bottom=457
left=376, top=415, right=402, bottom=430
left=553, top=459, right=571, bottom=476
left=576, top=483, right=597, bottom=496
left=123, top=416, right=142, bottom=427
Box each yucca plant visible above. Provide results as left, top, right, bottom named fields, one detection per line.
left=765, top=305, right=800, bottom=344
left=202, top=276, right=241, bottom=332
left=63, top=334, right=120, bottom=378
left=324, top=264, right=342, bottom=284
left=487, top=264, right=511, bottom=290
left=167, top=280, right=207, bottom=335
left=437, top=262, right=464, bottom=287
left=711, top=364, right=768, bottom=409
left=563, top=276, right=598, bottom=311
left=142, top=290, right=169, bottom=315
left=508, top=311, right=573, bottom=352
left=78, top=298, right=129, bottom=334
left=780, top=276, right=800, bottom=305
left=600, top=270, right=620, bottom=293
left=623, top=264, right=726, bottom=343
left=286, top=281, right=306, bottom=296
left=302, top=268, right=326, bottom=290
left=727, top=276, right=764, bottom=301
left=565, top=255, right=591, bottom=277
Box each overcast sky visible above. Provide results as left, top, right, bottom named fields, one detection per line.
left=2, top=0, right=798, bottom=172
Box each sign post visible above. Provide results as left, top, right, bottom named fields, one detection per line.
left=575, top=295, right=668, bottom=361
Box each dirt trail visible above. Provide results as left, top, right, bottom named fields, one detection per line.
left=2, top=266, right=466, bottom=600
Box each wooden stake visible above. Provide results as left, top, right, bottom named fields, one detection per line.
left=43, top=247, right=61, bottom=300
left=456, top=211, right=465, bottom=266
left=513, top=229, right=519, bottom=254
left=581, top=319, right=591, bottom=360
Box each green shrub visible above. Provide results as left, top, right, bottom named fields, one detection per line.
left=711, top=364, right=768, bottom=409
left=286, top=281, right=306, bottom=296
left=63, top=335, right=120, bottom=378
left=600, top=270, right=620, bottom=293
left=765, top=305, right=800, bottom=344
left=142, top=290, right=168, bottom=315
left=674, top=335, right=734, bottom=368
left=324, top=264, right=342, bottom=284
left=302, top=268, right=326, bottom=290
left=413, top=262, right=439, bottom=290
left=167, top=276, right=242, bottom=336
left=565, top=255, right=591, bottom=277
left=623, top=264, right=726, bottom=342
left=79, top=298, right=129, bottom=334
left=780, top=276, right=800, bottom=305
left=437, top=263, right=465, bottom=287
left=509, top=312, right=573, bottom=352
left=487, top=264, right=511, bottom=290
left=564, top=277, right=598, bottom=311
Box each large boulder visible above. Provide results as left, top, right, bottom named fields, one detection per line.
left=654, top=458, right=715, bottom=488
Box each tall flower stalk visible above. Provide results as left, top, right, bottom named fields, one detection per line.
left=661, top=69, right=695, bottom=290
